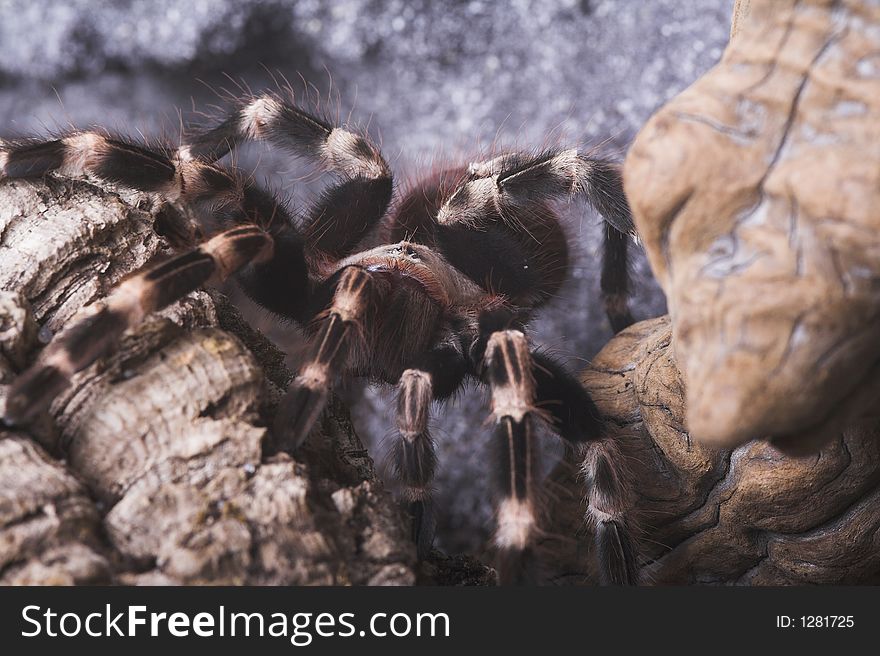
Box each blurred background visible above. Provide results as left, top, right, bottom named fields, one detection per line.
left=0, top=0, right=733, bottom=554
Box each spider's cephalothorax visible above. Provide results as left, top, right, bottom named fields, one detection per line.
left=1, top=92, right=638, bottom=585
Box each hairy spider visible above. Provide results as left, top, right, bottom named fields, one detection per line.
left=1, top=91, right=638, bottom=585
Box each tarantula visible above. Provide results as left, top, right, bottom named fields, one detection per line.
left=1, top=91, right=638, bottom=584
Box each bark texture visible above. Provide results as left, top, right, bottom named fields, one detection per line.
left=624, top=0, right=880, bottom=453
left=542, top=317, right=880, bottom=585
left=0, top=178, right=427, bottom=585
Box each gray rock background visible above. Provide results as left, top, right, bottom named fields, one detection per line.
left=0, top=0, right=733, bottom=553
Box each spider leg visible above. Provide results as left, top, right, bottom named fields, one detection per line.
left=442, top=149, right=634, bottom=236
left=530, top=351, right=638, bottom=585
left=182, top=94, right=394, bottom=262
left=393, top=369, right=438, bottom=557
left=472, top=304, right=638, bottom=584
left=391, top=330, right=469, bottom=557
left=182, top=94, right=386, bottom=176
left=478, top=327, right=542, bottom=584
left=1, top=133, right=181, bottom=196
left=0, top=133, right=318, bottom=322
left=3, top=225, right=273, bottom=426
left=272, top=266, right=379, bottom=451
left=434, top=149, right=636, bottom=329
left=602, top=220, right=634, bottom=333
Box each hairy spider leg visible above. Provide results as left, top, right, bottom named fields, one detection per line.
left=393, top=369, right=438, bottom=555
left=579, top=437, right=638, bottom=585
left=449, top=149, right=635, bottom=237
left=391, top=328, right=469, bottom=557
left=601, top=222, right=634, bottom=333
left=180, top=93, right=393, bottom=264
left=0, top=133, right=178, bottom=191
left=472, top=307, right=638, bottom=585
left=529, top=351, right=638, bottom=585
left=3, top=225, right=272, bottom=426
left=273, top=266, right=379, bottom=451
left=437, top=149, right=637, bottom=331
left=480, top=328, right=542, bottom=584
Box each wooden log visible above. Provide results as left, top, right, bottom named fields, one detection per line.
left=624, top=0, right=880, bottom=453
left=542, top=317, right=880, bottom=585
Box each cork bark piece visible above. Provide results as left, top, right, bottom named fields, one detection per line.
left=543, top=317, right=880, bottom=585
left=0, top=434, right=110, bottom=585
